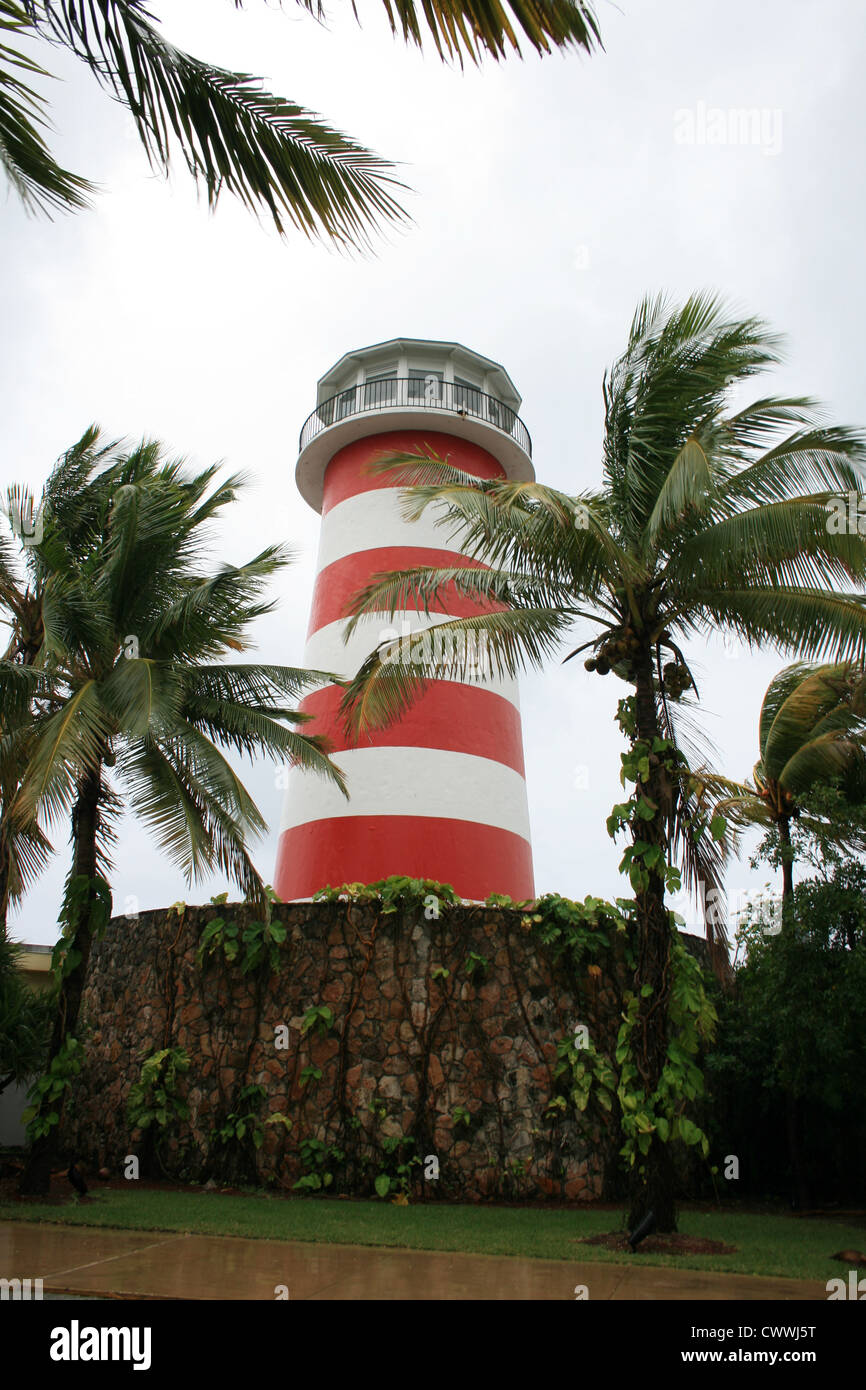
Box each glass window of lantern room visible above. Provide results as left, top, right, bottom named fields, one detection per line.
left=364, top=369, right=398, bottom=409
left=453, top=375, right=482, bottom=417
left=335, top=385, right=357, bottom=421
left=408, top=368, right=443, bottom=405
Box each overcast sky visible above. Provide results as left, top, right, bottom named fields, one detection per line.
left=3, top=0, right=865, bottom=944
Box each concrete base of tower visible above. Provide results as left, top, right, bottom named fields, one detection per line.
left=273, top=816, right=534, bottom=902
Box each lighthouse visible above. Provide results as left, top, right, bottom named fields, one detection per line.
left=274, top=338, right=536, bottom=902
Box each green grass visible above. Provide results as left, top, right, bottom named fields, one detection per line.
left=1, top=1189, right=862, bottom=1283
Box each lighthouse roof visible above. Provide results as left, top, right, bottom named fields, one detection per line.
left=314, top=338, right=522, bottom=411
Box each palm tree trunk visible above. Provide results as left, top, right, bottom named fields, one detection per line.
left=0, top=626, right=41, bottom=944
left=18, top=765, right=102, bottom=1195
left=0, top=850, right=9, bottom=943
left=627, top=650, right=677, bottom=1232
left=778, top=815, right=795, bottom=903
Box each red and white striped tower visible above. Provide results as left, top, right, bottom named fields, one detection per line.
left=274, top=338, right=536, bottom=901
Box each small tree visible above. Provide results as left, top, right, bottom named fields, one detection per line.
left=0, top=934, right=53, bottom=1099
left=706, top=865, right=866, bottom=1207
left=711, top=662, right=866, bottom=901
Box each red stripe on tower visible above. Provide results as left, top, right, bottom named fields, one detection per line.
left=274, top=340, right=536, bottom=901
left=307, top=548, right=507, bottom=638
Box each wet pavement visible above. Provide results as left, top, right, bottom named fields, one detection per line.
left=0, top=1222, right=828, bottom=1300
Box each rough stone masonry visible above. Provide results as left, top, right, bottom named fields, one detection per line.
left=63, top=899, right=645, bottom=1201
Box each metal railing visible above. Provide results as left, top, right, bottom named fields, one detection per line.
left=299, top=377, right=532, bottom=457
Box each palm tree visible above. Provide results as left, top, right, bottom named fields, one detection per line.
left=338, top=292, right=866, bottom=1229
left=709, top=661, right=866, bottom=1211
left=0, top=430, right=128, bottom=941
left=712, top=662, right=866, bottom=901
left=0, top=429, right=144, bottom=941
left=0, top=932, right=53, bottom=1097
left=2, top=0, right=601, bottom=238
left=2, top=432, right=346, bottom=1192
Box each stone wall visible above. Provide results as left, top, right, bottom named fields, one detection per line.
left=63, top=899, right=655, bottom=1201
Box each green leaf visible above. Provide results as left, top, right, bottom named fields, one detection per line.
left=677, top=1117, right=704, bottom=1147
left=374, top=1174, right=391, bottom=1198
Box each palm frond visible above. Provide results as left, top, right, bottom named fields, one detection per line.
left=0, top=794, right=53, bottom=902
left=670, top=497, right=866, bottom=593
left=603, top=291, right=784, bottom=544
left=342, top=561, right=579, bottom=638
left=777, top=729, right=866, bottom=798
left=384, top=464, right=636, bottom=603
left=99, top=655, right=182, bottom=737
left=14, top=679, right=112, bottom=824
left=645, top=435, right=714, bottom=545
left=364, top=450, right=503, bottom=493
left=177, top=662, right=342, bottom=708
left=27, top=0, right=407, bottom=243
left=761, top=664, right=858, bottom=776
left=369, top=0, right=601, bottom=63
left=341, top=606, right=573, bottom=737
left=180, top=697, right=348, bottom=794
left=714, top=420, right=866, bottom=508
left=0, top=2, right=93, bottom=211
left=757, top=661, right=822, bottom=758
left=118, top=735, right=262, bottom=897
left=684, top=587, right=866, bottom=665
left=148, top=546, right=291, bottom=660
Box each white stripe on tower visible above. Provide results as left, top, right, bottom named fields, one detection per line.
left=314, top=491, right=463, bottom=572
left=279, top=748, right=531, bottom=840
left=303, top=614, right=522, bottom=711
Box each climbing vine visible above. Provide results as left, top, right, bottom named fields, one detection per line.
left=613, top=935, right=717, bottom=1165
left=127, top=1046, right=191, bottom=1132
left=50, top=875, right=112, bottom=982
left=211, top=1083, right=292, bottom=1152
left=607, top=696, right=719, bottom=1164
left=300, top=1004, right=336, bottom=1040
left=23, top=1036, right=83, bottom=1142
left=292, top=1136, right=346, bottom=1192
left=529, top=708, right=721, bottom=1180
left=525, top=892, right=632, bottom=969
left=196, top=888, right=287, bottom=976
left=313, top=875, right=460, bottom=919
left=374, top=1135, right=421, bottom=1199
